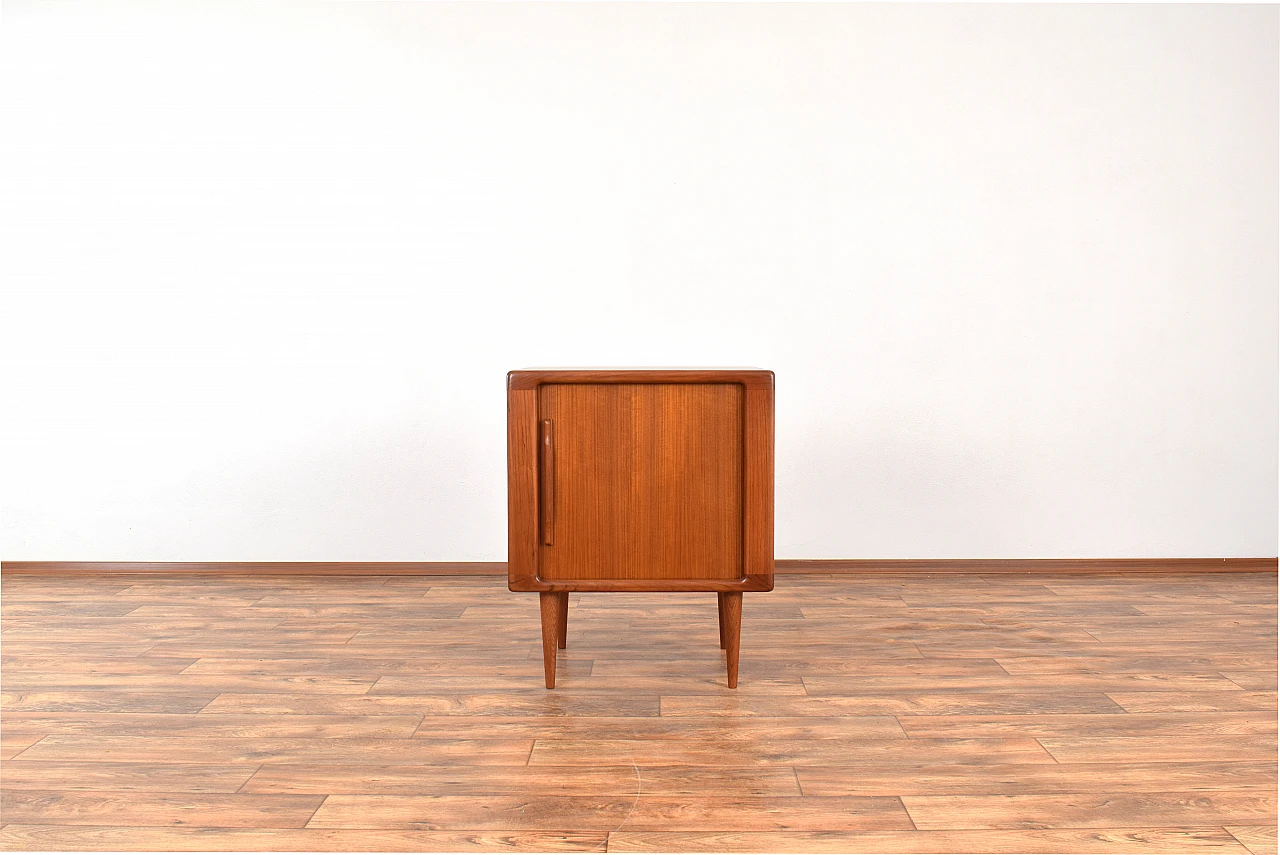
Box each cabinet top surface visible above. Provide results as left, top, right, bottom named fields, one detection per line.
left=508, top=368, right=773, bottom=390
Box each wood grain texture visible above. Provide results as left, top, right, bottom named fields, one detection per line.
left=536, top=382, right=744, bottom=583
left=0, top=790, right=325, bottom=828
left=796, top=761, right=1278, bottom=796
left=306, top=794, right=914, bottom=832
left=527, top=737, right=1056, bottom=767
left=506, top=386, right=539, bottom=592
left=900, top=792, right=1277, bottom=831
left=743, top=385, right=775, bottom=588
left=556, top=592, right=568, bottom=650
left=14, top=735, right=536, bottom=765
left=240, top=764, right=804, bottom=796
left=717, top=593, right=727, bottom=649
left=895, top=711, right=1279, bottom=738
left=0, top=761, right=260, bottom=793
left=722, top=591, right=742, bottom=688
left=0, top=713, right=427, bottom=738
left=1, top=571, right=1274, bottom=851
left=604, top=829, right=1255, bottom=853
left=539, top=591, right=559, bottom=689
left=0, top=826, right=607, bottom=852
left=507, top=369, right=774, bottom=595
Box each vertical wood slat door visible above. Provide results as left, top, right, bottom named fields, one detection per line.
left=537, top=383, right=744, bottom=582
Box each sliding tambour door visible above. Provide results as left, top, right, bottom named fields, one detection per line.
left=536, top=383, right=744, bottom=583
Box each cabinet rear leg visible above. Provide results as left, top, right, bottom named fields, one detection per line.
left=539, top=592, right=560, bottom=688
left=722, top=592, right=742, bottom=688
left=717, top=592, right=726, bottom=649
left=557, top=592, right=568, bottom=649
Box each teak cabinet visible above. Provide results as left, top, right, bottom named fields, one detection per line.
left=507, top=368, right=774, bottom=688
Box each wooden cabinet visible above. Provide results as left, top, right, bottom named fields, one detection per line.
left=507, top=369, right=774, bottom=688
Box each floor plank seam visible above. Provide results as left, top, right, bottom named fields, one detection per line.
left=234, top=764, right=264, bottom=794
left=897, top=796, right=919, bottom=831
left=5, top=736, right=49, bottom=760
left=297, top=795, right=329, bottom=830
left=1035, top=737, right=1063, bottom=764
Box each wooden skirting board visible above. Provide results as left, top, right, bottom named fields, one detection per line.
left=0, top=558, right=1275, bottom=575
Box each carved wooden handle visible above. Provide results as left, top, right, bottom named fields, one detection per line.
left=540, top=419, right=554, bottom=545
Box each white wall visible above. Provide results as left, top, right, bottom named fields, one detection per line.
left=2, top=2, right=1276, bottom=561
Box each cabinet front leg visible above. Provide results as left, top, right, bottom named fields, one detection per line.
left=539, top=592, right=560, bottom=688
left=717, top=592, right=726, bottom=649
left=722, top=592, right=742, bottom=688
left=557, top=592, right=569, bottom=649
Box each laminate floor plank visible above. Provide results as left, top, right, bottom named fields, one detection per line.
left=306, top=794, right=915, bottom=832
left=1, top=674, right=379, bottom=693
left=660, top=693, right=1127, bottom=716
left=896, top=711, right=1279, bottom=738
left=0, top=656, right=199, bottom=674
left=796, top=762, right=1278, bottom=796
left=527, top=737, right=1056, bottom=767
left=1038, top=735, right=1278, bottom=764
left=2, top=571, right=1274, bottom=852
left=901, top=792, right=1276, bottom=830
left=0, top=790, right=325, bottom=828
left=241, top=764, right=803, bottom=796
left=996, top=655, right=1279, bottom=674
left=1134, top=603, right=1279, bottom=616
left=150, top=644, right=536, bottom=659
left=0, top=643, right=156, bottom=657
left=1106, top=692, right=1279, bottom=713
left=199, top=691, right=662, bottom=717
left=803, top=673, right=1243, bottom=694
left=14, top=735, right=534, bottom=765
left=0, top=761, right=259, bottom=793
left=1, top=691, right=219, bottom=714
left=0, top=713, right=425, bottom=738
left=179, top=657, right=595, bottom=678
left=409, top=715, right=907, bottom=740
left=0, top=603, right=148, bottom=618
left=0, top=825, right=608, bottom=851
left=604, top=828, right=1253, bottom=853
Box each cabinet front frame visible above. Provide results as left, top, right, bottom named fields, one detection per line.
left=507, top=370, right=774, bottom=593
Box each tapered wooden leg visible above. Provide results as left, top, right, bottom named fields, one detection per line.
left=722, top=591, right=742, bottom=688
left=539, top=592, right=559, bottom=689
left=557, top=592, right=568, bottom=650
left=717, top=593, right=726, bottom=649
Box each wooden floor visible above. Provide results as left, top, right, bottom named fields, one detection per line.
left=0, top=572, right=1276, bottom=853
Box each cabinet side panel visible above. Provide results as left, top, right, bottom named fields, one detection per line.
left=744, top=385, right=775, bottom=588
left=507, top=387, right=540, bottom=590
left=540, top=383, right=744, bottom=582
